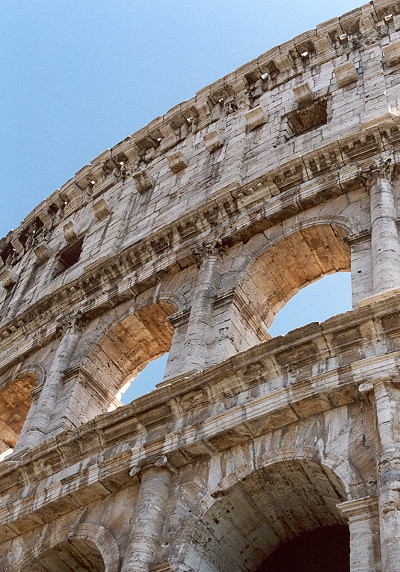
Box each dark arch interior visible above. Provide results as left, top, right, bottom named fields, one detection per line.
left=257, top=524, right=350, bottom=572
left=24, top=538, right=105, bottom=571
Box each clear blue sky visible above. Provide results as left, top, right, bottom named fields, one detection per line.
left=1, top=0, right=359, bottom=401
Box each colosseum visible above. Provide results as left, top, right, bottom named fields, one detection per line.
left=2, top=0, right=400, bottom=569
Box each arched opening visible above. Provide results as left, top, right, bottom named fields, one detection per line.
left=186, top=460, right=348, bottom=572
left=0, top=374, right=37, bottom=457
left=235, top=224, right=350, bottom=343
left=82, top=301, right=175, bottom=406
left=268, top=272, right=352, bottom=337
left=23, top=538, right=105, bottom=571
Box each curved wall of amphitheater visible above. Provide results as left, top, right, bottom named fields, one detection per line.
left=3, top=1, right=400, bottom=569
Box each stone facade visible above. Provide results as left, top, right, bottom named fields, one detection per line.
left=2, top=0, right=400, bottom=569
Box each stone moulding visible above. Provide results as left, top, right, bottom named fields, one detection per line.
left=2, top=106, right=400, bottom=276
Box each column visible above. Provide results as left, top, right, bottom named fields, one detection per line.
left=337, top=496, right=380, bottom=571
left=366, top=157, right=400, bottom=295
left=122, top=456, right=173, bottom=572
left=360, top=379, right=400, bottom=571
left=16, top=313, right=83, bottom=451
left=182, top=242, right=222, bottom=373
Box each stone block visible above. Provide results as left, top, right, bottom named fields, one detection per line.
left=10, top=237, right=23, bottom=254
left=167, top=151, right=187, bottom=173
left=383, top=41, right=400, bottom=66
left=132, top=169, right=154, bottom=194
left=334, top=62, right=358, bottom=87
left=63, top=221, right=77, bottom=242
left=38, top=210, right=53, bottom=229
left=293, top=83, right=313, bottom=106
left=203, top=130, right=223, bottom=153
left=244, top=107, right=267, bottom=131
left=231, top=78, right=247, bottom=94
left=0, top=269, right=18, bottom=288
left=93, top=199, right=111, bottom=221
left=34, top=244, right=51, bottom=265
left=59, top=181, right=82, bottom=203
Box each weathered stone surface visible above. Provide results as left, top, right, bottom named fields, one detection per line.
left=2, top=1, right=400, bottom=570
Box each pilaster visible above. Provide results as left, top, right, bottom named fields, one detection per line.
left=364, top=156, right=400, bottom=296
left=359, top=377, right=400, bottom=571
left=121, top=456, right=174, bottom=572
left=337, top=496, right=381, bottom=571
left=15, top=312, right=87, bottom=451
left=181, top=241, right=223, bottom=373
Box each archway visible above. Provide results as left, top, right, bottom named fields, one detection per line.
left=22, top=538, right=105, bottom=571
left=186, top=460, right=348, bottom=572
left=234, top=224, right=350, bottom=342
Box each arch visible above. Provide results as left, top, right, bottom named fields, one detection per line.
left=234, top=222, right=350, bottom=337
left=234, top=215, right=357, bottom=283
left=81, top=299, right=177, bottom=401
left=0, top=371, right=38, bottom=455
left=184, top=458, right=348, bottom=572
left=202, top=447, right=358, bottom=514
left=14, top=523, right=120, bottom=572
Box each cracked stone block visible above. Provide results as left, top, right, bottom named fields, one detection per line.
left=334, top=62, right=358, bottom=87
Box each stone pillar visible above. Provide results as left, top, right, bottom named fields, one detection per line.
left=16, top=313, right=84, bottom=451
left=182, top=242, right=222, bottom=373
left=365, top=158, right=400, bottom=295
left=122, top=456, right=173, bottom=572
left=337, top=496, right=380, bottom=571
left=360, top=379, right=400, bottom=571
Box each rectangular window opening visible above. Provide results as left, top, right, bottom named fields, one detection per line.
left=286, top=97, right=328, bottom=136
left=53, top=237, right=84, bottom=278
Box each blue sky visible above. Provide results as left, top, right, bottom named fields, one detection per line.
left=1, top=0, right=360, bottom=401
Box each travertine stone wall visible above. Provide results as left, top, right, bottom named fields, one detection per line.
left=2, top=0, right=400, bottom=569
